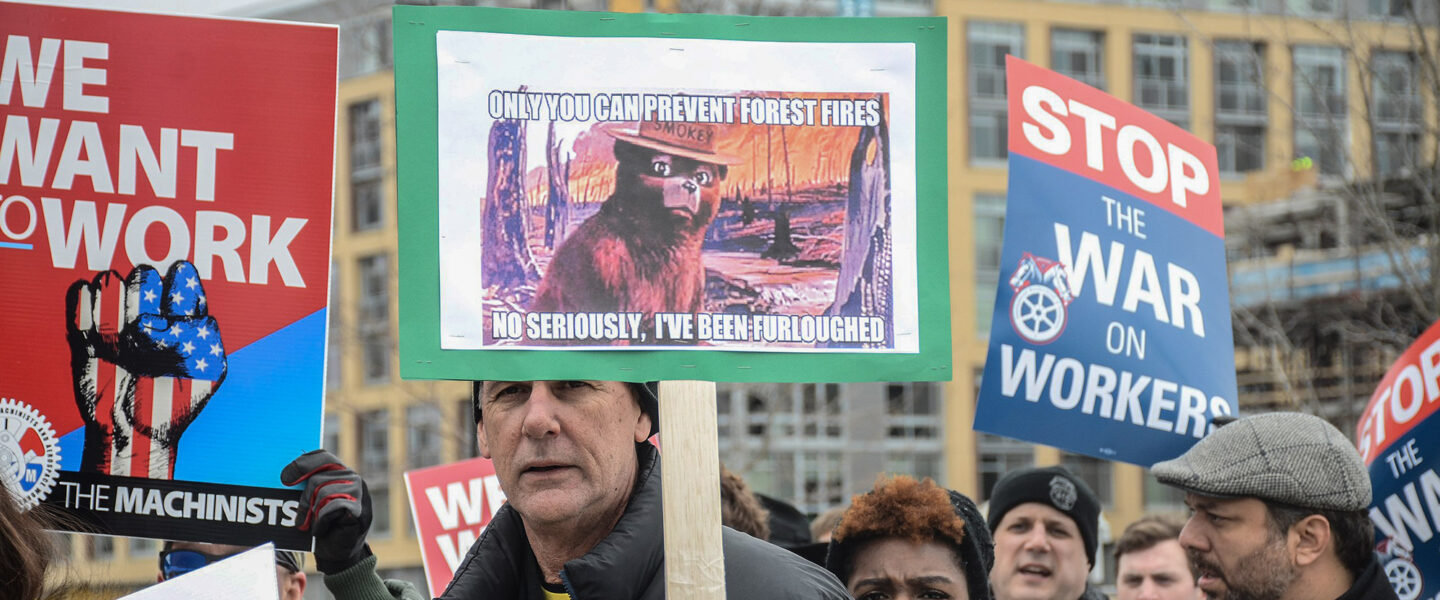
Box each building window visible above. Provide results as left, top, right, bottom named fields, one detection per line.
left=886, top=452, right=942, bottom=483
left=1133, top=33, right=1189, bottom=129
left=801, top=384, right=844, bottom=438
left=1216, top=126, right=1266, bottom=174
left=886, top=383, right=940, bottom=440
left=358, top=253, right=390, bottom=385
left=352, top=179, right=384, bottom=233
left=1375, top=131, right=1421, bottom=176
left=1370, top=0, right=1412, bottom=17
left=1215, top=41, right=1267, bottom=119
left=716, top=389, right=733, bottom=440
left=1293, top=45, right=1348, bottom=175
left=978, top=433, right=1034, bottom=500
left=1143, top=471, right=1187, bottom=510
left=1294, top=46, right=1347, bottom=118
left=1214, top=41, right=1267, bottom=174
left=458, top=398, right=478, bottom=458
left=1288, top=0, right=1338, bottom=15
left=89, top=536, right=114, bottom=561
left=51, top=533, right=72, bottom=563
left=326, top=260, right=342, bottom=390
left=1051, top=29, right=1105, bottom=90
left=1372, top=51, right=1421, bottom=176
left=128, top=537, right=156, bottom=558
left=343, top=14, right=393, bottom=78
left=974, top=194, right=1006, bottom=335
left=359, top=409, right=391, bottom=538
left=969, top=22, right=1023, bottom=163
left=1209, top=0, right=1260, bottom=11
left=349, top=99, right=384, bottom=232
left=800, top=451, right=846, bottom=514
left=1061, top=452, right=1114, bottom=507
left=323, top=412, right=342, bottom=455
left=1373, top=52, right=1421, bottom=124
left=407, top=404, right=444, bottom=470
left=753, top=452, right=797, bottom=505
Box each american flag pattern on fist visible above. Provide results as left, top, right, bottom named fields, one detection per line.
left=65, top=261, right=227, bottom=479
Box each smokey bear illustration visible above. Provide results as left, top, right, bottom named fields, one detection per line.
left=529, top=120, right=742, bottom=341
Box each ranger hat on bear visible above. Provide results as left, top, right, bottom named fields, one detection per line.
left=610, top=120, right=743, bottom=166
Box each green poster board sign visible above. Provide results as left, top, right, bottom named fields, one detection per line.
left=395, top=6, right=948, bottom=382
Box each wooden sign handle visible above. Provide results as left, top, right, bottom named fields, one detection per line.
left=658, top=380, right=726, bottom=599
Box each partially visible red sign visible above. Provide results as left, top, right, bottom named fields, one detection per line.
left=404, top=457, right=504, bottom=597
left=1357, top=319, right=1440, bottom=464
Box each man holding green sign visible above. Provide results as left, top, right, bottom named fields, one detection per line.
left=285, top=381, right=848, bottom=599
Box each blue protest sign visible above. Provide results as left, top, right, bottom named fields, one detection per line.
left=974, top=57, right=1237, bottom=466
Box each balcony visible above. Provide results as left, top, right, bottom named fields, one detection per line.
left=1135, top=75, right=1188, bottom=111
left=1229, top=243, right=1430, bottom=307
left=1216, top=81, right=1267, bottom=120
left=970, top=63, right=1008, bottom=101
left=1294, top=90, right=1346, bottom=118
left=1375, top=95, right=1423, bottom=127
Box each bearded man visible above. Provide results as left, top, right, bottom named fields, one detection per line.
left=1152, top=412, right=1397, bottom=600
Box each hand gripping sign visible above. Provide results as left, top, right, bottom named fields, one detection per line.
left=65, top=261, right=226, bottom=480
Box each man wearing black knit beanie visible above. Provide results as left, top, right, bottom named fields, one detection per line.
left=987, top=465, right=1106, bottom=600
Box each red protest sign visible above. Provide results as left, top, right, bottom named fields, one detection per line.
left=1006, top=56, right=1222, bottom=238
left=1357, top=319, right=1440, bottom=464
left=1, top=2, right=336, bottom=548
left=404, top=457, right=505, bottom=597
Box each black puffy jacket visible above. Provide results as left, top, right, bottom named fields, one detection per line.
left=439, top=443, right=850, bottom=600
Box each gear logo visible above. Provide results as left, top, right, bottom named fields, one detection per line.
left=0, top=398, right=60, bottom=511
left=1049, top=475, right=1078, bottom=511
left=1376, top=538, right=1423, bottom=600
left=1007, top=252, right=1074, bottom=345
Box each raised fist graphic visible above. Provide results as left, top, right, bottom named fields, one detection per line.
left=65, top=261, right=227, bottom=479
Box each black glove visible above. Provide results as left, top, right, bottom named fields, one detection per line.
left=282, top=449, right=374, bottom=575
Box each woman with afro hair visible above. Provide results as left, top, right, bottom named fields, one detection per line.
left=825, top=475, right=994, bottom=600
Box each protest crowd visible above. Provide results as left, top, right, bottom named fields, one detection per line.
left=1, top=3, right=1426, bottom=600
left=3, top=380, right=1393, bottom=600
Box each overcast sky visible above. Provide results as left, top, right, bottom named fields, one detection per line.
left=10, top=0, right=290, bottom=17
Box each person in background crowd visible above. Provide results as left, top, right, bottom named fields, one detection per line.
left=286, top=380, right=849, bottom=599
left=1113, top=516, right=1199, bottom=600
left=826, top=475, right=994, bottom=600
left=987, top=466, right=1106, bottom=600
left=1152, top=412, right=1397, bottom=600
left=811, top=505, right=847, bottom=544
left=0, top=480, right=54, bottom=600
left=782, top=503, right=848, bottom=567
left=719, top=463, right=770, bottom=539
left=158, top=541, right=307, bottom=600
left=759, top=492, right=813, bottom=548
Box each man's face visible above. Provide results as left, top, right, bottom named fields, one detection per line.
left=1179, top=494, right=1297, bottom=600
left=1116, top=540, right=1201, bottom=600
left=477, top=381, right=651, bottom=530
left=990, top=502, right=1091, bottom=600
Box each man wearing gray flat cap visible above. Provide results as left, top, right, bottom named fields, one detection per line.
left=1151, top=412, right=1397, bottom=600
